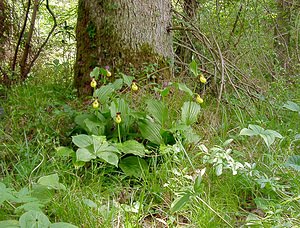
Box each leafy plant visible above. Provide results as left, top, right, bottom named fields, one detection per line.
left=285, top=155, right=300, bottom=172
left=239, top=124, right=283, bottom=148
left=201, top=140, right=255, bottom=176
left=0, top=175, right=76, bottom=227
left=283, top=101, right=300, bottom=114
left=65, top=67, right=203, bottom=175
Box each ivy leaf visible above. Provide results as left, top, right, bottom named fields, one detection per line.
left=72, top=134, right=92, bottom=148
left=19, top=211, right=50, bottom=228
left=170, top=192, right=191, bottom=213
left=37, top=174, right=66, bottom=191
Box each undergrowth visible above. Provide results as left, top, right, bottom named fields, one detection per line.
left=0, top=66, right=299, bottom=227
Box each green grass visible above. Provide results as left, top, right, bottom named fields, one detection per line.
left=0, top=69, right=299, bottom=227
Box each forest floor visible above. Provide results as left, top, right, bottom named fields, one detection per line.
left=0, top=68, right=300, bottom=227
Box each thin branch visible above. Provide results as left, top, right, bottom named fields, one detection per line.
left=27, top=0, right=57, bottom=74
left=11, top=0, right=31, bottom=71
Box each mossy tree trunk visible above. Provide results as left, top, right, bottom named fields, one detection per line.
left=74, top=0, right=173, bottom=96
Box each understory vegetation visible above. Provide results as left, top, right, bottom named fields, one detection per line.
left=1, top=0, right=300, bottom=227
left=0, top=63, right=299, bottom=227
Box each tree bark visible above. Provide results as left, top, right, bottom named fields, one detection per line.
left=274, top=0, right=292, bottom=70
left=74, top=0, right=173, bottom=96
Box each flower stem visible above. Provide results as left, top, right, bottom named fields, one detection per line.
left=117, top=123, right=122, bottom=143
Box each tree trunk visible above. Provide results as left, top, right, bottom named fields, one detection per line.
left=74, top=0, right=173, bottom=96
left=274, top=0, right=292, bottom=70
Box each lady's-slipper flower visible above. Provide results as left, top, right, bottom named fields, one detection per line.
left=115, top=112, right=122, bottom=124
left=92, top=99, right=99, bottom=109
left=90, top=78, right=97, bottom=88
left=199, top=75, right=207, bottom=84
left=131, top=80, right=138, bottom=91
left=196, top=94, right=204, bottom=104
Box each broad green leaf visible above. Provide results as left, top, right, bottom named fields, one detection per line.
left=91, top=135, right=107, bottom=153
left=146, top=99, right=168, bottom=125
left=110, top=98, right=130, bottom=125
left=193, top=175, right=203, bottom=193
left=283, top=101, right=300, bottom=112
left=76, top=148, right=96, bottom=162
left=74, top=113, right=97, bottom=131
left=189, top=59, right=198, bottom=76
left=56, top=147, right=74, bottom=158
left=117, top=140, right=145, bottom=157
left=73, top=161, right=86, bottom=169
left=139, top=118, right=163, bottom=145
left=223, top=139, right=234, bottom=147
left=83, top=198, right=97, bottom=208
left=84, top=119, right=105, bottom=135
left=112, top=79, right=124, bottom=90
left=97, top=152, right=119, bottom=167
left=249, top=124, right=264, bottom=134
left=37, top=174, right=66, bottom=191
left=215, top=163, right=223, bottom=176
left=161, top=87, right=170, bottom=97
left=15, top=202, right=44, bottom=213
left=14, top=187, right=37, bottom=204
left=240, top=125, right=282, bottom=148
left=122, top=74, right=134, bottom=86
left=181, top=101, right=201, bottom=125
left=31, top=185, right=54, bottom=203
left=19, top=211, right=50, bottom=228
left=94, top=84, right=115, bottom=103
left=50, top=223, right=78, bottom=228
left=90, top=67, right=100, bottom=78
left=285, top=155, right=300, bottom=171
left=0, top=183, right=16, bottom=205
left=0, top=220, right=19, bottom=228
left=264, top=130, right=283, bottom=139
left=176, top=83, right=194, bottom=97
left=72, top=134, right=92, bottom=148
left=239, top=128, right=257, bottom=136
left=170, top=192, right=191, bottom=213
left=119, top=156, right=148, bottom=178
